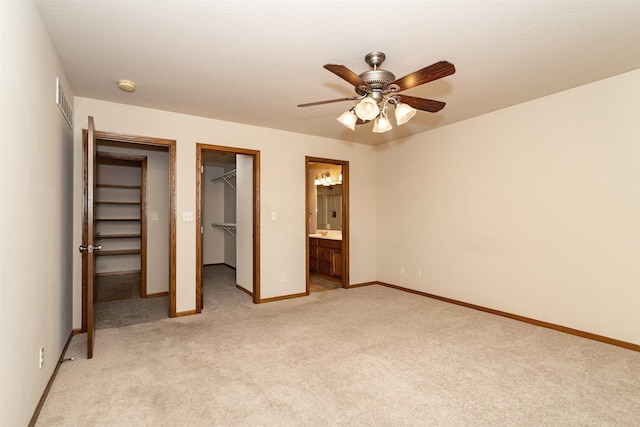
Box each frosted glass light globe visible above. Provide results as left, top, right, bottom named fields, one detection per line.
left=372, top=116, right=393, bottom=133
left=336, top=110, right=357, bottom=130
left=394, top=102, right=417, bottom=125
left=354, top=97, right=380, bottom=121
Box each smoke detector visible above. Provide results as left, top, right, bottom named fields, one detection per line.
left=117, top=80, right=136, bottom=92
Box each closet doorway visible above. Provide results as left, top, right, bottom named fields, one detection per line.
left=95, top=151, right=148, bottom=303
left=195, top=144, right=260, bottom=310
left=82, top=127, right=176, bottom=354
left=306, top=157, right=350, bottom=293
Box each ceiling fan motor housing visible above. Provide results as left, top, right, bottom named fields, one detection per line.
left=358, top=52, right=396, bottom=95
left=358, top=69, right=396, bottom=89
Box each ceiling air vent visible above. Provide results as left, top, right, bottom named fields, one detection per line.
left=56, top=77, right=73, bottom=128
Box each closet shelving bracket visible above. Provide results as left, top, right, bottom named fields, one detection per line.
left=211, top=169, right=236, bottom=190
left=211, top=223, right=236, bottom=237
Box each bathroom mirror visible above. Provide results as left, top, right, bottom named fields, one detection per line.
left=316, top=184, right=342, bottom=230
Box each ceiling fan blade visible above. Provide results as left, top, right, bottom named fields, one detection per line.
left=297, top=96, right=360, bottom=107
left=397, top=95, right=446, bottom=113
left=324, top=64, right=369, bottom=88
left=391, top=61, right=455, bottom=92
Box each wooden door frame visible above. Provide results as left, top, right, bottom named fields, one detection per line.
left=196, top=143, right=261, bottom=310
left=82, top=129, right=177, bottom=332
left=305, top=156, right=350, bottom=292
left=96, top=151, right=148, bottom=297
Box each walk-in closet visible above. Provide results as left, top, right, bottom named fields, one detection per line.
left=93, top=141, right=170, bottom=328
left=200, top=149, right=254, bottom=305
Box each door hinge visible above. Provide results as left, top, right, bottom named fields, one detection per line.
left=200, top=226, right=204, bottom=234
left=200, top=165, right=204, bottom=173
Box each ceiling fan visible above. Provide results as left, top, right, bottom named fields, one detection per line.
left=298, top=52, right=455, bottom=133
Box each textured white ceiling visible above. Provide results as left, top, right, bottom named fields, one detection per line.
left=34, top=0, right=640, bottom=145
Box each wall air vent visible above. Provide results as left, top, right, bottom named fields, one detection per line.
left=56, top=77, right=73, bottom=128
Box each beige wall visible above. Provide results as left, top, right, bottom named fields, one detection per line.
left=376, top=70, right=640, bottom=344
left=4, top=3, right=637, bottom=423
left=72, top=97, right=379, bottom=321
left=0, top=1, right=75, bottom=425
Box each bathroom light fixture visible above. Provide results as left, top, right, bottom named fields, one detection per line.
left=314, top=172, right=328, bottom=186
left=314, top=171, right=342, bottom=186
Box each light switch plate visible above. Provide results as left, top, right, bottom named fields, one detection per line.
left=183, top=211, right=193, bottom=222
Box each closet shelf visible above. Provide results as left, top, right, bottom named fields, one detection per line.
left=96, top=201, right=141, bottom=205
left=211, top=169, right=236, bottom=190
left=96, top=249, right=141, bottom=256
left=96, top=218, right=141, bottom=221
left=97, top=233, right=141, bottom=239
left=212, top=223, right=236, bottom=237
left=97, top=184, right=141, bottom=189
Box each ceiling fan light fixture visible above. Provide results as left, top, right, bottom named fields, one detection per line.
left=372, top=115, right=393, bottom=133
left=298, top=52, right=456, bottom=135
left=354, top=97, right=380, bottom=121
left=395, top=102, right=417, bottom=125
left=337, top=109, right=357, bottom=130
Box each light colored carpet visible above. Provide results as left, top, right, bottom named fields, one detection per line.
left=37, top=267, right=640, bottom=426
left=95, top=296, right=168, bottom=330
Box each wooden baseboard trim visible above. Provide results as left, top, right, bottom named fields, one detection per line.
left=346, top=281, right=377, bottom=288
left=144, top=291, right=169, bottom=298
left=378, top=282, right=639, bottom=352
left=258, top=292, right=307, bottom=303
left=235, top=284, right=253, bottom=297
left=173, top=309, right=197, bottom=317
left=72, top=328, right=82, bottom=336
left=29, top=331, right=74, bottom=427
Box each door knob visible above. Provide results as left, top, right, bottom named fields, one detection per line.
left=78, top=244, right=102, bottom=253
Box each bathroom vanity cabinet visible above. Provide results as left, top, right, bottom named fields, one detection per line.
left=309, top=237, right=342, bottom=279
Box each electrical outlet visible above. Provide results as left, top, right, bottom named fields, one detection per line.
left=400, top=267, right=405, bottom=275
left=39, top=347, right=44, bottom=369
left=280, top=273, right=286, bottom=282
left=416, top=269, right=422, bottom=279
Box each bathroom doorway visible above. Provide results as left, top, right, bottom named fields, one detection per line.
left=306, top=157, right=349, bottom=293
